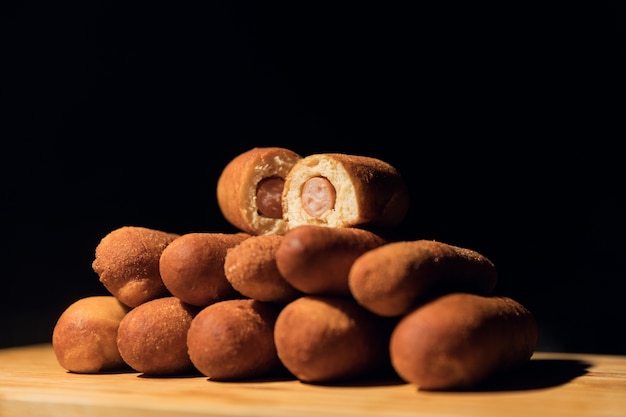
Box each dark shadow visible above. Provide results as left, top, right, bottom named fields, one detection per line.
left=206, top=369, right=298, bottom=383
left=67, top=365, right=137, bottom=375
left=126, top=358, right=591, bottom=389
left=430, top=358, right=592, bottom=392
left=138, top=370, right=204, bottom=379
left=299, top=358, right=591, bottom=391
left=300, top=368, right=408, bottom=388
left=144, top=365, right=301, bottom=383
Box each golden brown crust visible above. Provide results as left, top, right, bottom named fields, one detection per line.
left=159, top=232, right=251, bottom=306
left=275, top=225, right=389, bottom=296
left=348, top=239, right=498, bottom=316
left=282, top=153, right=410, bottom=230
left=389, top=293, right=538, bottom=390
left=92, top=226, right=179, bottom=307
left=273, top=296, right=396, bottom=383
left=187, top=299, right=284, bottom=380
left=52, top=296, right=131, bottom=373
left=223, top=234, right=303, bottom=304
left=216, top=147, right=302, bottom=235
left=116, top=297, right=200, bottom=375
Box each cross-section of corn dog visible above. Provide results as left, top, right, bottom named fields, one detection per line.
left=224, top=234, right=303, bottom=303
left=187, top=299, right=284, bottom=380
left=92, top=226, right=180, bottom=307
left=281, top=153, right=409, bottom=230
left=389, top=293, right=538, bottom=390
left=275, top=225, right=389, bottom=296
left=159, top=232, right=251, bottom=307
left=116, top=296, right=200, bottom=375
left=216, top=147, right=302, bottom=235
left=52, top=296, right=131, bottom=373
left=348, top=239, right=498, bottom=317
left=274, top=295, right=397, bottom=383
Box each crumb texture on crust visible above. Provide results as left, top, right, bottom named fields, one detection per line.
left=274, top=295, right=394, bottom=383
left=187, top=299, right=283, bottom=380
left=92, top=226, right=179, bottom=307
left=159, top=232, right=250, bottom=306
left=52, top=296, right=131, bottom=373
left=389, top=293, right=538, bottom=390
left=116, top=297, right=199, bottom=375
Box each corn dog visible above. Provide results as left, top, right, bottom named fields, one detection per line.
left=389, top=292, right=538, bottom=390
left=223, top=234, right=303, bottom=304
left=275, top=225, right=388, bottom=296
left=116, top=296, right=200, bottom=375
left=52, top=296, right=131, bottom=373
left=274, top=295, right=397, bottom=383
left=159, top=232, right=251, bottom=306
left=187, top=299, right=284, bottom=380
left=216, top=147, right=302, bottom=235
left=348, top=239, right=498, bottom=316
left=282, top=153, right=409, bottom=230
left=92, top=226, right=179, bottom=307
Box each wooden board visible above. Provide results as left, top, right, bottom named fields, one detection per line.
left=1, top=344, right=625, bottom=417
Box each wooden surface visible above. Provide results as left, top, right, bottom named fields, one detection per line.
left=1, top=344, right=625, bottom=417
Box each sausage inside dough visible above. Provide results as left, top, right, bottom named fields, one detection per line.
left=282, top=153, right=409, bottom=229
left=217, top=147, right=302, bottom=235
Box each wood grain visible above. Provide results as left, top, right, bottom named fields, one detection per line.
left=1, top=344, right=625, bottom=417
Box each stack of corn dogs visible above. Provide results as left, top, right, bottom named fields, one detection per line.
left=52, top=147, right=538, bottom=391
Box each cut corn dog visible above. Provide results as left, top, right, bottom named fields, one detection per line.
left=216, top=147, right=302, bottom=235
left=282, top=153, right=409, bottom=230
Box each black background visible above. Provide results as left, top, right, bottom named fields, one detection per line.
left=3, top=2, right=625, bottom=353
